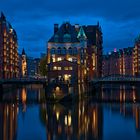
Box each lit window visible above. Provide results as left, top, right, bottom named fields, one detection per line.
left=52, top=58, right=55, bottom=62
left=69, top=67, right=73, bottom=70
left=58, top=67, right=61, bottom=70
left=57, top=57, right=62, bottom=61
left=64, top=67, right=69, bottom=70
left=68, top=58, right=72, bottom=62
left=53, top=66, right=57, bottom=70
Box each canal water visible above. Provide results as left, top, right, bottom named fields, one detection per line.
left=0, top=84, right=140, bottom=140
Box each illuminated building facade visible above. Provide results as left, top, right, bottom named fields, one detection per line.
left=133, top=36, right=140, bottom=76
left=0, top=12, right=19, bottom=79
left=21, top=48, right=27, bottom=77
left=102, top=47, right=134, bottom=77
left=47, top=22, right=103, bottom=83
left=83, top=23, right=103, bottom=79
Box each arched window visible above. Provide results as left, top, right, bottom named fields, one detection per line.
left=57, top=47, right=61, bottom=54
left=73, top=47, right=78, bottom=55
left=61, top=47, right=66, bottom=55
left=68, top=47, right=73, bottom=55
left=50, top=48, right=56, bottom=54
left=63, top=33, right=71, bottom=42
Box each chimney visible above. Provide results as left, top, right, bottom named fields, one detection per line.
left=54, top=24, right=59, bottom=34
left=75, top=24, right=79, bottom=31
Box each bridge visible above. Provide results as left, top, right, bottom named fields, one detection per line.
left=0, top=78, right=47, bottom=85
left=91, top=75, right=140, bottom=85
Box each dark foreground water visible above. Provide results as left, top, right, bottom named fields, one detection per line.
left=0, top=84, right=140, bottom=140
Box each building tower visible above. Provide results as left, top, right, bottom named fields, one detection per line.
left=0, top=12, right=19, bottom=79
left=21, top=48, right=27, bottom=77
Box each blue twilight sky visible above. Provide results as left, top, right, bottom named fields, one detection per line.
left=0, top=0, right=140, bottom=57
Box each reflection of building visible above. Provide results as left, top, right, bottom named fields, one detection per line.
left=0, top=104, right=18, bottom=140
left=102, top=47, right=134, bottom=76
left=47, top=22, right=103, bottom=84
left=43, top=101, right=103, bottom=140
left=27, top=57, right=40, bottom=77
left=134, top=36, right=140, bottom=76
left=0, top=12, right=19, bottom=79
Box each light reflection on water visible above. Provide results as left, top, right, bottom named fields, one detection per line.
left=0, top=84, right=140, bottom=140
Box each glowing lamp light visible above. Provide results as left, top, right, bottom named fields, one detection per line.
left=114, top=48, right=117, bottom=52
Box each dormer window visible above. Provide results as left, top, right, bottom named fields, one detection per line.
left=63, top=33, right=71, bottom=43
left=54, top=34, right=59, bottom=42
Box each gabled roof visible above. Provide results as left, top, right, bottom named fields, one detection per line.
left=77, top=26, right=87, bottom=40
left=0, top=12, right=6, bottom=21
left=48, top=22, right=80, bottom=43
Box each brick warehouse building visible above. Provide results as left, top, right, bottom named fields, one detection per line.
left=134, top=36, right=140, bottom=76
left=102, top=47, right=134, bottom=77
left=47, top=22, right=103, bottom=83
left=0, top=12, right=19, bottom=79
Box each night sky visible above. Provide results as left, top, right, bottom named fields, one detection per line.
left=0, top=0, right=140, bottom=57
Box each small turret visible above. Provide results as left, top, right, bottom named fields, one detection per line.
left=22, top=48, right=26, bottom=55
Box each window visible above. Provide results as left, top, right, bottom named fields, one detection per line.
left=50, top=48, right=55, bottom=54
left=57, top=47, right=61, bottom=54
left=58, top=67, right=61, bottom=70
left=63, top=33, right=71, bottom=42
left=68, top=58, right=72, bottom=62
left=68, top=47, right=73, bottom=54
left=69, top=67, right=73, bottom=70
left=54, top=34, right=59, bottom=42
left=64, top=67, right=69, bottom=70
left=57, top=57, right=62, bottom=61
left=53, top=66, right=61, bottom=70
left=73, top=47, right=78, bottom=55
left=61, top=47, right=66, bottom=54
left=53, top=66, right=57, bottom=70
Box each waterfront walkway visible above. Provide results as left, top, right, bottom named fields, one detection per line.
left=91, top=75, right=140, bottom=85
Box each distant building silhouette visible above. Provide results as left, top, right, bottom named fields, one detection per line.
left=0, top=12, right=19, bottom=79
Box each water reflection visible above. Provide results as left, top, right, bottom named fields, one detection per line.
left=96, top=84, right=140, bottom=102
left=0, top=103, right=18, bottom=140
left=40, top=102, right=103, bottom=140
left=0, top=84, right=140, bottom=139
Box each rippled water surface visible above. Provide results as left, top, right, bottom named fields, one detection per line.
left=0, top=84, right=140, bottom=140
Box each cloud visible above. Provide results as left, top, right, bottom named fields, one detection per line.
left=0, top=0, right=140, bottom=57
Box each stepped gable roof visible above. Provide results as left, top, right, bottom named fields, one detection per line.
left=48, top=22, right=80, bottom=43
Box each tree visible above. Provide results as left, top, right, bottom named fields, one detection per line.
left=39, top=57, right=47, bottom=76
